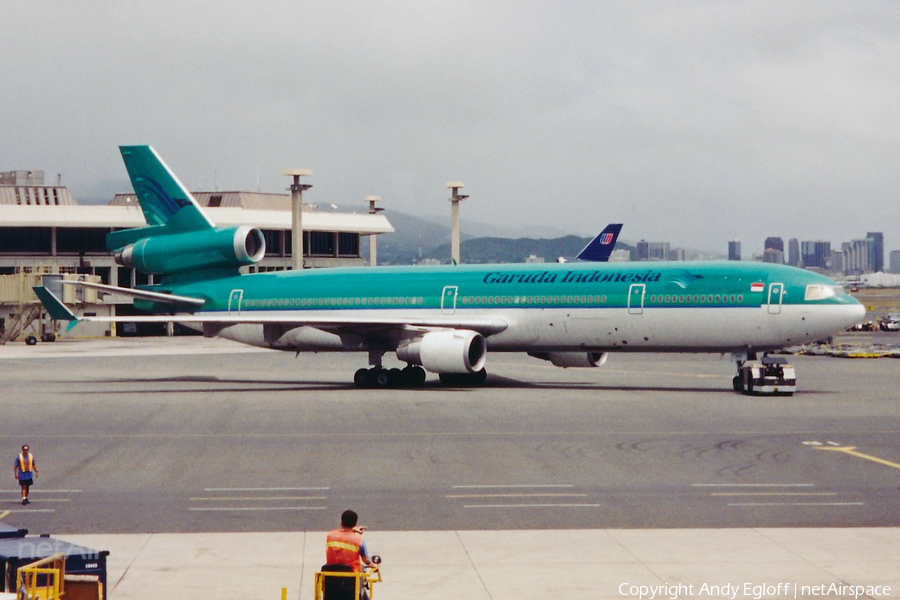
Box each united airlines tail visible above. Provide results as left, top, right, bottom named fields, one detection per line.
left=576, top=223, right=622, bottom=262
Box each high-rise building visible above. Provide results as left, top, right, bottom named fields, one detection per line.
left=788, top=238, right=800, bottom=267
left=830, top=250, right=843, bottom=274
left=844, top=238, right=875, bottom=274
left=764, top=237, right=784, bottom=253
left=647, top=242, right=670, bottom=261
left=890, top=250, right=900, bottom=274
left=728, top=240, right=741, bottom=261
left=801, top=240, right=831, bottom=270
left=866, top=232, right=884, bottom=272
left=636, top=240, right=649, bottom=261
left=762, top=248, right=784, bottom=264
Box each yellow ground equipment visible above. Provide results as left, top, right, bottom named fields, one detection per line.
left=314, top=558, right=382, bottom=600
left=15, top=553, right=103, bottom=600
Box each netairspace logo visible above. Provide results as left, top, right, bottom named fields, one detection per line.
left=618, top=582, right=892, bottom=600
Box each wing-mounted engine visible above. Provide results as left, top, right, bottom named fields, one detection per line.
left=396, top=330, right=487, bottom=374
left=529, top=351, right=608, bottom=368
left=115, top=225, right=265, bottom=275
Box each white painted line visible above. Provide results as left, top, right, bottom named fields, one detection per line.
left=0, top=490, right=81, bottom=493
left=452, top=484, right=575, bottom=489
left=3, top=509, right=56, bottom=513
left=204, top=487, right=330, bottom=491
left=191, top=497, right=327, bottom=501
left=18, top=499, right=71, bottom=503
left=802, top=441, right=823, bottom=446
left=712, top=493, right=836, bottom=497
left=692, top=483, right=815, bottom=487
left=464, top=503, right=600, bottom=508
left=727, top=502, right=864, bottom=507
left=189, top=506, right=327, bottom=511
left=447, top=494, right=588, bottom=499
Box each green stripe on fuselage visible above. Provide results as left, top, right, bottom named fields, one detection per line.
left=140, top=261, right=856, bottom=314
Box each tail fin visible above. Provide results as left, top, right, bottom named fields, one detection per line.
left=576, top=223, right=622, bottom=262
left=107, top=146, right=214, bottom=250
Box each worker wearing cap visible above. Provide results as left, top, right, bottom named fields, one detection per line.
left=13, top=445, right=38, bottom=505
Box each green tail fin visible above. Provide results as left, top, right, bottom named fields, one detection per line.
left=107, top=146, right=215, bottom=250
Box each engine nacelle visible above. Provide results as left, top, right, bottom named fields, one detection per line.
left=529, top=351, right=608, bottom=368
left=396, top=330, right=487, bottom=374
left=115, top=225, right=265, bottom=275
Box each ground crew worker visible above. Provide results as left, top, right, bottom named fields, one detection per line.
left=13, top=445, right=37, bottom=505
left=325, top=509, right=372, bottom=572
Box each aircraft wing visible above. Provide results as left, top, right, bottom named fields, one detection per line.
left=33, top=286, right=508, bottom=337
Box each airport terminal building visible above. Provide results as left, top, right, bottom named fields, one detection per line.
left=0, top=171, right=394, bottom=341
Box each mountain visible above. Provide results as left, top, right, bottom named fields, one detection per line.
left=365, top=208, right=632, bottom=264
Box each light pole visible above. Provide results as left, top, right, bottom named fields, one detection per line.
left=446, top=182, right=467, bottom=265
left=365, top=195, right=383, bottom=267
left=282, top=169, right=313, bottom=270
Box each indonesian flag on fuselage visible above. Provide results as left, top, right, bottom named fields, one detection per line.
left=750, top=282, right=765, bottom=293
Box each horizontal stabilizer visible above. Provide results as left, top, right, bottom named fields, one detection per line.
left=33, top=286, right=79, bottom=322
left=60, top=280, right=206, bottom=307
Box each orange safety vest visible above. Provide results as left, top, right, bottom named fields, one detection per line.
left=18, top=453, right=34, bottom=473
left=325, top=529, right=363, bottom=572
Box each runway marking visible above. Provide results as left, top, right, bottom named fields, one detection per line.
left=16, top=499, right=71, bottom=503
left=815, top=446, right=900, bottom=471
left=464, top=504, right=600, bottom=508
left=0, top=490, right=81, bottom=493
left=692, top=483, right=814, bottom=487
left=0, top=511, right=8, bottom=520
left=2, top=509, right=55, bottom=513
left=711, top=492, right=836, bottom=497
left=204, top=487, right=329, bottom=491
left=453, top=484, right=575, bottom=489
left=188, top=507, right=327, bottom=512
left=191, top=496, right=327, bottom=501
left=447, top=494, right=588, bottom=499
left=727, top=502, right=864, bottom=507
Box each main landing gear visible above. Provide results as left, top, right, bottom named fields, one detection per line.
left=354, top=365, right=426, bottom=388
left=352, top=365, right=489, bottom=388
left=355, top=345, right=488, bottom=388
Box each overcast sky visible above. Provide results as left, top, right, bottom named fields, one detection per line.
left=3, top=1, right=899, bottom=255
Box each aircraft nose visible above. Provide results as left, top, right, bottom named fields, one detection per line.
left=843, top=299, right=867, bottom=327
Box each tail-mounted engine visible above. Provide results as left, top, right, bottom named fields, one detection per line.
left=396, top=330, right=487, bottom=374
left=115, top=225, right=265, bottom=275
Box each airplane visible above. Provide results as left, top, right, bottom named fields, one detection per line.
left=557, top=223, right=623, bottom=263
left=35, top=145, right=865, bottom=390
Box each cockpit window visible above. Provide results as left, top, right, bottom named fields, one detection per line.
left=805, top=285, right=840, bottom=300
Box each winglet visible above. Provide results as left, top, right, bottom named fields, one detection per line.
left=576, top=224, right=623, bottom=262
left=33, top=286, right=79, bottom=322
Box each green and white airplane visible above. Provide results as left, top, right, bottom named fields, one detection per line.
left=35, top=146, right=865, bottom=389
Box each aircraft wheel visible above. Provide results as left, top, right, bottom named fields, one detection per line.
left=387, top=368, right=403, bottom=387
left=354, top=368, right=372, bottom=388
left=372, top=368, right=391, bottom=388
left=25, top=336, right=37, bottom=346
left=471, top=368, right=487, bottom=384
left=401, top=366, right=427, bottom=387
left=732, top=375, right=741, bottom=392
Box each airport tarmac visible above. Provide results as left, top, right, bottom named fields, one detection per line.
left=2, top=336, right=900, bottom=598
